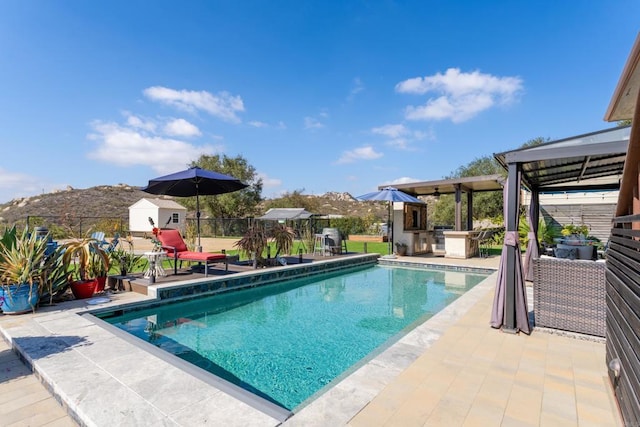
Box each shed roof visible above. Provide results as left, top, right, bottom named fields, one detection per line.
left=258, top=208, right=316, bottom=220
left=494, top=126, right=630, bottom=193
left=129, top=198, right=187, bottom=210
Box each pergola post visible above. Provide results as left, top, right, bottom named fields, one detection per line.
left=467, top=189, right=473, bottom=230
left=455, top=184, right=462, bottom=231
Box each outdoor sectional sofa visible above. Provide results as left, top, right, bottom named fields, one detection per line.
left=532, top=256, right=606, bottom=337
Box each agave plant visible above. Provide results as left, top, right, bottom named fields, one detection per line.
left=234, top=224, right=267, bottom=268
left=0, top=227, right=49, bottom=286
left=61, top=236, right=110, bottom=282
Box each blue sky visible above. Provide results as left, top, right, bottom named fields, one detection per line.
left=0, top=1, right=638, bottom=204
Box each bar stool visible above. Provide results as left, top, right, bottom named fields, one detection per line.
left=313, top=234, right=328, bottom=256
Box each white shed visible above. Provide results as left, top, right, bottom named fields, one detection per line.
left=128, top=198, right=187, bottom=234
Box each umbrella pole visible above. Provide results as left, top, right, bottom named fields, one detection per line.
left=388, top=201, right=392, bottom=256
left=196, top=194, right=201, bottom=251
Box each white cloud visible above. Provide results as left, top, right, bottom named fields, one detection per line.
left=372, top=124, right=408, bottom=139
left=382, top=176, right=423, bottom=186
left=248, top=121, right=268, bottom=128
left=276, top=121, right=287, bottom=130
left=336, top=145, right=383, bottom=164
left=143, top=86, right=245, bottom=123
left=372, top=123, right=431, bottom=150
left=87, top=120, right=221, bottom=174
left=257, top=172, right=282, bottom=188
left=0, top=168, right=66, bottom=203
left=164, top=118, right=202, bottom=137
left=386, top=138, right=409, bottom=149
left=124, top=112, right=157, bottom=132
left=347, top=77, right=364, bottom=101
left=304, top=116, right=324, bottom=130
left=395, top=68, right=523, bottom=123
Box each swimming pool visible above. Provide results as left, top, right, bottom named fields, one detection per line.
left=100, top=264, right=488, bottom=411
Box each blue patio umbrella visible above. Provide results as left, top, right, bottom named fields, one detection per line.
left=141, top=167, right=248, bottom=248
left=356, top=187, right=424, bottom=256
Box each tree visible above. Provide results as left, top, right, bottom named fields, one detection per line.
left=265, top=189, right=320, bottom=213
left=431, top=155, right=505, bottom=226
left=431, top=136, right=547, bottom=227
left=184, top=154, right=263, bottom=219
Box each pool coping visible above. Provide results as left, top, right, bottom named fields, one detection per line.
left=0, top=255, right=497, bottom=426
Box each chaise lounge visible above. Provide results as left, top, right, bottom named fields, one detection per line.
left=156, top=229, right=228, bottom=277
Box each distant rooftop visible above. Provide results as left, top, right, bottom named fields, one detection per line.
left=258, top=208, right=316, bottom=220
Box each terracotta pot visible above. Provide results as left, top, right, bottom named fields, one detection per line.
left=95, top=276, right=107, bottom=293
left=70, top=279, right=97, bottom=299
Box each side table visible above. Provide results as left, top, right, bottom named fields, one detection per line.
left=143, top=251, right=167, bottom=283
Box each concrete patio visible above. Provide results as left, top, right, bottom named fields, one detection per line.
left=0, top=253, right=623, bottom=426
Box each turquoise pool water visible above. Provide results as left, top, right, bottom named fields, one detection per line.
left=103, top=265, right=487, bottom=410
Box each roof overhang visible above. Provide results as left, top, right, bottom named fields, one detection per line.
left=605, top=32, right=640, bottom=121
left=382, top=174, right=504, bottom=196
left=494, top=126, right=630, bottom=193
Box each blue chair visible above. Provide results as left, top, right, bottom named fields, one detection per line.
left=90, top=231, right=110, bottom=251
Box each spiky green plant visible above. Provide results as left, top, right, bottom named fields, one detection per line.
left=234, top=225, right=267, bottom=268
left=61, top=236, right=110, bottom=282
left=0, top=227, right=49, bottom=286
left=270, top=223, right=294, bottom=256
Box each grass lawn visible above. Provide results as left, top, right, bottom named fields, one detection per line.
left=222, top=240, right=391, bottom=259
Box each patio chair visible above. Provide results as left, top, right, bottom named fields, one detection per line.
left=156, top=229, right=228, bottom=277
left=90, top=231, right=109, bottom=249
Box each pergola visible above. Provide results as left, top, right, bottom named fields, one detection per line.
left=382, top=174, right=504, bottom=231
left=492, top=125, right=631, bottom=333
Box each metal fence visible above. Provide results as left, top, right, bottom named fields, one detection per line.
left=15, top=215, right=337, bottom=240
left=23, top=215, right=128, bottom=239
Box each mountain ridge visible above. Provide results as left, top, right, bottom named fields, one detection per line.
left=0, top=185, right=388, bottom=226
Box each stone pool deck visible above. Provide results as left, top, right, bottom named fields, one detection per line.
left=0, top=253, right=623, bottom=426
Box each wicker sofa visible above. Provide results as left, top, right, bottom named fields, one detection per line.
left=532, top=256, right=606, bottom=337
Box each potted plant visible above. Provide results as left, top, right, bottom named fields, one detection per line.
left=395, top=242, right=408, bottom=256
left=0, top=226, right=50, bottom=314
left=61, top=236, right=110, bottom=299
left=107, top=249, right=142, bottom=290
left=234, top=224, right=267, bottom=269
left=88, top=252, right=109, bottom=293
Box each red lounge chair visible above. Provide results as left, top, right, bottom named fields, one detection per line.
left=156, top=229, right=228, bottom=277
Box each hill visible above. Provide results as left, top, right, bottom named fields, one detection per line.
left=0, top=185, right=389, bottom=226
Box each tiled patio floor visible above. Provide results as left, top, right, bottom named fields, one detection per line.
left=348, top=284, right=620, bottom=426
left=0, top=253, right=624, bottom=426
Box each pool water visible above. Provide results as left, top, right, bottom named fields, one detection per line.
left=104, top=265, right=487, bottom=410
